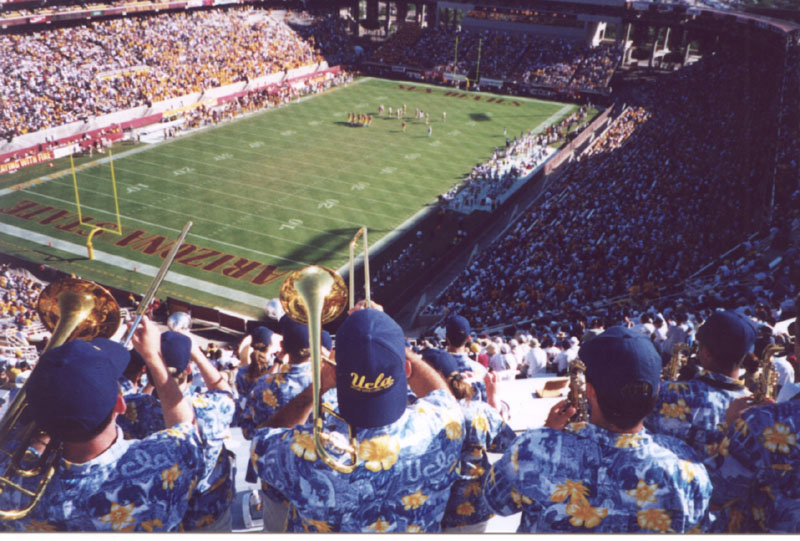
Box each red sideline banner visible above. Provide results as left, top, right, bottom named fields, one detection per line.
left=0, top=151, right=54, bottom=175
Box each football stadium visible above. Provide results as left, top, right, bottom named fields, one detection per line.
left=0, top=0, right=798, bottom=534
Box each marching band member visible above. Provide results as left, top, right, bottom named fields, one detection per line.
left=706, top=297, right=800, bottom=533
left=240, top=315, right=332, bottom=531
left=234, top=326, right=281, bottom=424
left=423, top=348, right=515, bottom=532
left=3, top=317, right=203, bottom=531
left=249, top=309, right=465, bottom=532
left=485, top=327, right=711, bottom=532
left=116, top=329, right=235, bottom=531
left=644, top=310, right=754, bottom=459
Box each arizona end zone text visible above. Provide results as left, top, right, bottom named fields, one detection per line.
left=1, top=199, right=290, bottom=286
left=397, top=84, right=523, bottom=106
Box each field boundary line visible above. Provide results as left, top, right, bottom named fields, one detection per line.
left=2, top=223, right=267, bottom=308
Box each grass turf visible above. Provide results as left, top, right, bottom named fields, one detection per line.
left=0, top=78, right=575, bottom=317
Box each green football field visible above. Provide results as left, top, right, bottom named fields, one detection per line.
left=0, top=78, right=576, bottom=317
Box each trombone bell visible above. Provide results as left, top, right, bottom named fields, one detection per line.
left=279, top=266, right=356, bottom=473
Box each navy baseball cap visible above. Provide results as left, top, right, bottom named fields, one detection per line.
left=696, top=310, right=756, bottom=362
left=27, top=338, right=130, bottom=435
left=446, top=315, right=470, bottom=343
left=335, top=309, right=408, bottom=428
left=161, top=331, right=191, bottom=374
left=580, top=326, right=661, bottom=404
left=422, top=348, right=459, bottom=377
left=279, top=315, right=332, bottom=353
left=251, top=326, right=274, bottom=348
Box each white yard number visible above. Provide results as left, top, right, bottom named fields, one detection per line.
left=249, top=141, right=264, bottom=149
left=214, top=153, right=233, bottom=161
left=318, top=199, right=339, bottom=209
left=173, top=167, right=194, bottom=176
left=126, top=183, right=149, bottom=194
left=279, top=219, right=304, bottom=230
left=351, top=182, right=369, bottom=191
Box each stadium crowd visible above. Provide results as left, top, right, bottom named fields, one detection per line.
left=370, top=27, right=621, bottom=91
left=0, top=7, right=340, bottom=140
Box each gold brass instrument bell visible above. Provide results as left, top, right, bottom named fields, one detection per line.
left=0, top=278, right=121, bottom=520
left=279, top=265, right=359, bottom=473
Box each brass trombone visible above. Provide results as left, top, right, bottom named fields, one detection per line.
left=0, top=221, right=192, bottom=520
left=663, top=342, right=691, bottom=382
left=279, top=265, right=360, bottom=473
left=349, top=227, right=370, bottom=310
left=752, top=344, right=783, bottom=403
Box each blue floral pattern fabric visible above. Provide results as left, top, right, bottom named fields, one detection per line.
left=240, top=362, right=312, bottom=440
left=442, top=399, right=516, bottom=529
left=644, top=369, right=750, bottom=458
left=115, top=390, right=235, bottom=531
left=706, top=400, right=800, bottom=533
left=484, top=422, right=711, bottom=532
left=118, top=377, right=137, bottom=397
left=2, top=423, right=203, bottom=532
left=249, top=389, right=465, bottom=532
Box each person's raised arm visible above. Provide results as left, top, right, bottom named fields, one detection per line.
left=183, top=333, right=231, bottom=393
left=131, top=315, right=195, bottom=428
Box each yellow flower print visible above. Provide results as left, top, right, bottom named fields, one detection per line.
left=511, top=447, right=520, bottom=473
left=626, top=480, right=658, bottom=507
left=291, top=431, right=318, bottom=462
left=99, top=502, right=136, bottom=531
left=25, top=520, right=57, bottom=532
left=734, top=418, right=749, bottom=437
left=456, top=501, right=476, bottom=516
left=463, top=481, right=481, bottom=498
left=304, top=519, right=332, bottom=532
left=637, top=508, right=671, bottom=532
left=406, top=525, right=422, bottom=533
left=195, top=515, right=215, bottom=528
left=679, top=460, right=698, bottom=483
left=272, top=372, right=286, bottom=386
left=659, top=399, right=690, bottom=421
left=471, top=414, right=489, bottom=433
left=165, top=427, right=185, bottom=439
left=191, top=395, right=209, bottom=409
left=445, top=418, right=463, bottom=441
left=262, top=389, right=278, bottom=408
left=727, top=509, right=744, bottom=533
left=186, top=478, right=198, bottom=500
left=569, top=421, right=588, bottom=432
left=614, top=433, right=643, bottom=448
left=510, top=488, right=533, bottom=507
left=566, top=501, right=608, bottom=529
left=667, top=382, right=689, bottom=393
left=768, top=463, right=792, bottom=474
left=470, top=447, right=482, bottom=458
left=550, top=479, right=590, bottom=504
left=161, top=464, right=182, bottom=490
left=718, top=437, right=730, bottom=457
left=141, top=519, right=164, bottom=532
left=762, top=423, right=796, bottom=454
left=368, top=518, right=391, bottom=532
left=401, top=490, right=428, bottom=510
left=360, top=435, right=400, bottom=472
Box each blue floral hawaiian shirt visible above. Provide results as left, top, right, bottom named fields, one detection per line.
left=115, top=390, right=235, bottom=531
left=645, top=369, right=750, bottom=458
left=442, top=398, right=516, bottom=529
left=118, top=377, right=137, bottom=397
left=2, top=423, right=203, bottom=532
left=249, top=389, right=465, bottom=532
left=706, top=399, right=800, bottom=533
left=240, top=362, right=312, bottom=440
left=484, top=422, right=711, bottom=532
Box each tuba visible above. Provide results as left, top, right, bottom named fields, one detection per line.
left=0, top=278, right=121, bottom=520
left=752, top=344, right=783, bottom=403
left=279, top=265, right=358, bottom=473
left=567, top=359, right=589, bottom=423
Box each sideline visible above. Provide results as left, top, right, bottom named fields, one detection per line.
left=2, top=223, right=267, bottom=308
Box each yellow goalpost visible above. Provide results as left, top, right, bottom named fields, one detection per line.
left=70, top=150, right=123, bottom=260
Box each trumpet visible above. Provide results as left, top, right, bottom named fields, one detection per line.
left=0, top=221, right=192, bottom=520
left=279, top=266, right=359, bottom=473
left=567, top=359, right=589, bottom=423
left=752, top=344, right=783, bottom=403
